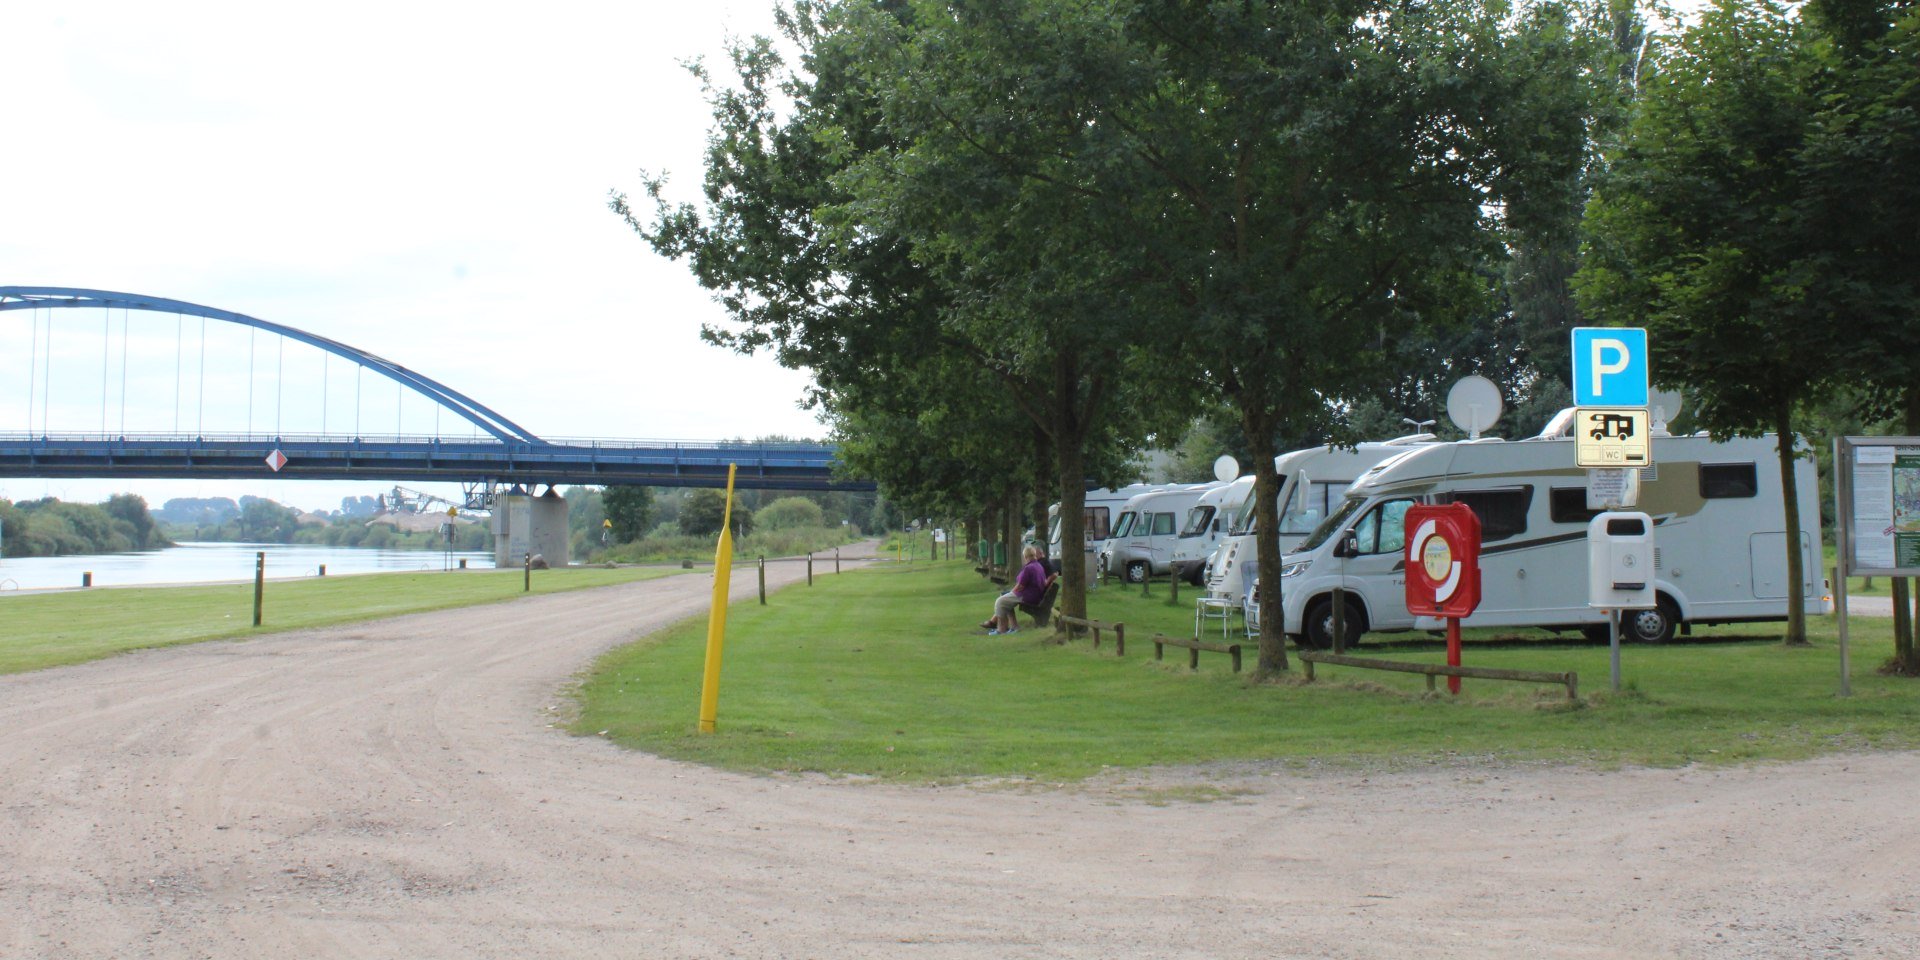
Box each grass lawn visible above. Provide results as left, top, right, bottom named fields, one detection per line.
left=574, top=559, right=1920, bottom=783
left=0, top=565, right=683, bottom=675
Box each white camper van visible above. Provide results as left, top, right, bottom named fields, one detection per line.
left=1099, top=483, right=1221, bottom=582
left=1206, top=435, right=1438, bottom=604
left=1047, top=484, right=1170, bottom=562
left=1274, top=431, right=1825, bottom=648
left=1169, top=475, right=1257, bottom=585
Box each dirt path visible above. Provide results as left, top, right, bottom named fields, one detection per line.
left=3, top=551, right=1917, bottom=959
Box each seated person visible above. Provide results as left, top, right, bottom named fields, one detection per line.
left=982, top=546, right=1050, bottom=635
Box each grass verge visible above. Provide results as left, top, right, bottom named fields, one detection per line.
left=574, top=560, right=1920, bottom=783
left=0, top=565, right=683, bottom=675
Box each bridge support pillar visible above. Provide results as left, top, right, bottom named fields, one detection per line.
left=493, top=488, right=570, bottom=568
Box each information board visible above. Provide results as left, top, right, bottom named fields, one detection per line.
left=1836, top=437, right=1920, bottom=576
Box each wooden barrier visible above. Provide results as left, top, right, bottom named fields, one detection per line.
left=1054, top=615, right=1126, bottom=655
left=1150, top=633, right=1242, bottom=673
left=1297, top=651, right=1578, bottom=699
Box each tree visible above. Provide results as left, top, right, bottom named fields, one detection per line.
left=841, top=0, right=1590, bottom=672
left=678, top=489, right=755, bottom=538
left=1577, top=0, right=1838, bottom=645
left=602, top=485, right=655, bottom=542
left=1799, top=0, right=1920, bottom=670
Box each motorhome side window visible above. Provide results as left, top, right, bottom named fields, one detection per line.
left=1350, top=498, right=1418, bottom=555
left=1549, top=487, right=1603, bottom=525
left=1700, top=463, right=1758, bottom=499
left=1086, top=508, right=1112, bottom=540
left=1438, top=487, right=1533, bottom=542
left=1151, top=512, right=1176, bottom=536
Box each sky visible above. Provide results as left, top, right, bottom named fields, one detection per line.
left=1, top=1, right=820, bottom=513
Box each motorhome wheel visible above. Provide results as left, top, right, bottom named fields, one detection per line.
left=1624, top=597, right=1680, bottom=644
left=1303, top=596, right=1366, bottom=650
left=1124, top=560, right=1149, bottom=584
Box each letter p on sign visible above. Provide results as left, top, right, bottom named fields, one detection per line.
left=1571, top=327, right=1649, bottom=407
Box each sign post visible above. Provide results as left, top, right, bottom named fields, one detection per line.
left=1404, top=504, right=1483, bottom=694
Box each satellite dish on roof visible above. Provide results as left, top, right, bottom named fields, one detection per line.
left=1651, top=390, right=1683, bottom=434
left=1212, top=455, right=1241, bottom=483
left=1446, top=375, right=1504, bottom=440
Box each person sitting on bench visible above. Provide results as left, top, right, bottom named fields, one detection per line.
left=983, top=546, right=1049, bottom=635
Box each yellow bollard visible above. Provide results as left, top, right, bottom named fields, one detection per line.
left=697, top=465, right=740, bottom=734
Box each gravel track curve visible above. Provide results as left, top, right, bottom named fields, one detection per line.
left=3, top=551, right=1917, bottom=959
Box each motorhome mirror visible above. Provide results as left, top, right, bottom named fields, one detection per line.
left=1213, top=455, right=1241, bottom=482
left=1334, top=530, right=1360, bottom=559
left=1446, top=375, right=1504, bottom=439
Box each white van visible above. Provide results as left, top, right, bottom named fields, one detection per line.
left=1169, top=475, right=1256, bottom=585
left=1274, top=429, right=1825, bottom=647
left=1047, top=483, right=1169, bottom=562
left=1100, top=483, right=1221, bottom=582
left=1206, top=434, right=1437, bottom=604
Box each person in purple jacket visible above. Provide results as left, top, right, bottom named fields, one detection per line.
left=985, top=546, right=1050, bottom=635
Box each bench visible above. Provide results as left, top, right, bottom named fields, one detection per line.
left=1018, top=576, right=1060, bottom=627
left=1053, top=614, right=1126, bottom=654
left=1150, top=633, right=1243, bottom=673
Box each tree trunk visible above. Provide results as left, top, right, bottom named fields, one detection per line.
left=1775, top=404, right=1808, bottom=646
left=1031, top=426, right=1053, bottom=556
left=1242, top=407, right=1290, bottom=675
left=1055, top=432, right=1089, bottom=620
left=1897, top=385, right=1920, bottom=671
left=1004, top=487, right=1023, bottom=576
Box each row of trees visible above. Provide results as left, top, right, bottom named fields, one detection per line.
left=628, top=0, right=1915, bottom=674
left=0, top=495, right=169, bottom=558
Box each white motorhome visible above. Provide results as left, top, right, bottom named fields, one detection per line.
left=1274, top=429, right=1825, bottom=647
left=1047, top=484, right=1171, bottom=562
left=1099, top=483, right=1221, bottom=582
left=1169, top=475, right=1257, bottom=585
left=1206, top=434, right=1438, bottom=604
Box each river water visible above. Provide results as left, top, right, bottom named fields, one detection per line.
left=0, top=542, right=496, bottom=592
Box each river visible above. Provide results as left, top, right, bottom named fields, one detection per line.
left=0, top=542, right=496, bottom=592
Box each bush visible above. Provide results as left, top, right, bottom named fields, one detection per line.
left=756, top=496, right=825, bottom=531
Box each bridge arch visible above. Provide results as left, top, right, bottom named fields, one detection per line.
left=0, top=286, right=544, bottom=444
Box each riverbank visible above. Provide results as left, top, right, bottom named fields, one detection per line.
left=0, top=564, right=684, bottom=675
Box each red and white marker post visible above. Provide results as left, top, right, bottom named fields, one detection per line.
left=1403, top=504, right=1482, bottom=694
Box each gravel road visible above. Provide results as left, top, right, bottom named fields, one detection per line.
left=3, top=552, right=1917, bottom=959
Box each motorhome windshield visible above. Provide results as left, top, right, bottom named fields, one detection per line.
left=1179, top=505, right=1215, bottom=538
left=1229, top=476, right=1285, bottom=536
left=1111, top=511, right=1137, bottom=539
left=1298, top=496, right=1368, bottom=552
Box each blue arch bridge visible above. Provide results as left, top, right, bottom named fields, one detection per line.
left=1, top=286, right=867, bottom=564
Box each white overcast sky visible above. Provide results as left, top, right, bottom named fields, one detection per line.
left=1, top=1, right=819, bottom=512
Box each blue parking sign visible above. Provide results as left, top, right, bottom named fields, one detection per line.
left=1571, top=327, right=1648, bottom=407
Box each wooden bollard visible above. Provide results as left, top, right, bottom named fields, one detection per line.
left=1114, top=623, right=1125, bottom=656
left=758, top=556, right=767, bottom=605
left=835, top=549, right=841, bottom=574
left=524, top=553, right=531, bottom=592
left=1169, top=573, right=1179, bottom=605
left=807, top=556, right=814, bottom=585
left=253, top=552, right=265, bottom=626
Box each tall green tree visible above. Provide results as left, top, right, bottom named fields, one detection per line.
left=602, top=485, right=656, bottom=543
left=839, top=0, right=1589, bottom=671
left=1577, top=0, right=1836, bottom=645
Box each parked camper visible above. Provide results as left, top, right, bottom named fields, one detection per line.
left=1047, top=484, right=1171, bottom=562
left=1206, top=434, right=1437, bottom=604
left=1099, top=483, right=1221, bottom=582
left=1168, top=475, right=1257, bottom=585
left=1274, top=430, right=1825, bottom=648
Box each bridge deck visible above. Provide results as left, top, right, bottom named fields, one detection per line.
left=0, top=434, right=867, bottom=491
